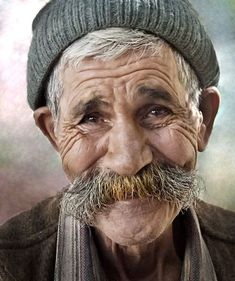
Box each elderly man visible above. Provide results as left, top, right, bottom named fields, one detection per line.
left=0, top=0, right=234, bottom=280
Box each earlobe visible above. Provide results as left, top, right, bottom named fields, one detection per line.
left=34, top=106, right=59, bottom=152
left=197, top=87, right=220, bottom=152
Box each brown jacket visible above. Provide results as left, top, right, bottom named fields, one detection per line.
left=0, top=196, right=234, bottom=281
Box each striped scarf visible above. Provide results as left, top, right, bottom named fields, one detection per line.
left=54, top=206, right=217, bottom=281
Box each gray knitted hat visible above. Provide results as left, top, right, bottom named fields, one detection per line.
left=27, top=0, right=220, bottom=110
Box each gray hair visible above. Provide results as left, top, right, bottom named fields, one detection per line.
left=46, top=28, right=201, bottom=119
left=62, top=162, right=203, bottom=225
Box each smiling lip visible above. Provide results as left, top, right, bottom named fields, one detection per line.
left=107, top=198, right=161, bottom=217
left=112, top=198, right=156, bottom=208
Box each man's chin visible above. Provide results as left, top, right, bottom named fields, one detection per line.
left=93, top=199, right=181, bottom=246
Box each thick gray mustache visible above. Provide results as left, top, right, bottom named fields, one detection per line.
left=61, top=163, right=203, bottom=225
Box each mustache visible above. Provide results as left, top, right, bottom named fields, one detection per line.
left=61, top=163, right=203, bottom=225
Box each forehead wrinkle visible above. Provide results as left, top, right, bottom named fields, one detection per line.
left=72, top=59, right=174, bottom=88
left=68, top=59, right=177, bottom=94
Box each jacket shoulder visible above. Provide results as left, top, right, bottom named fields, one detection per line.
left=196, top=200, right=235, bottom=243
left=0, top=195, right=61, bottom=281
left=0, top=194, right=61, bottom=248
left=196, top=201, right=235, bottom=281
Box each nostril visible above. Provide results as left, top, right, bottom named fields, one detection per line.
left=102, top=123, right=153, bottom=175
left=101, top=144, right=153, bottom=176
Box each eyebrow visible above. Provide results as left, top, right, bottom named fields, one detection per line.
left=137, top=86, right=174, bottom=102
left=70, top=96, right=109, bottom=118
left=69, top=87, right=174, bottom=118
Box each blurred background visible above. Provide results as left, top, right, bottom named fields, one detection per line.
left=0, top=0, right=234, bottom=225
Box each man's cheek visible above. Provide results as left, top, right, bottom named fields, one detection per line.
left=149, top=125, right=198, bottom=168
left=60, top=137, right=105, bottom=180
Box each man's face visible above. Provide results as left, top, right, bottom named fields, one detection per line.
left=50, top=47, right=204, bottom=245
left=57, top=47, right=202, bottom=179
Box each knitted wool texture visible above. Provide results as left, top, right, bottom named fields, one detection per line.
left=27, top=0, right=220, bottom=110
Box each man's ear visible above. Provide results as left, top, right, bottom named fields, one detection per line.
left=197, top=87, right=220, bottom=152
left=34, top=106, right=59, bottom=152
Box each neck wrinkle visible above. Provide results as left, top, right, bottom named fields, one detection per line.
left=92, top=223, right=182, bottom=281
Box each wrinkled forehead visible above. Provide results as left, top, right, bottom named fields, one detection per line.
left=60, top=48, right=187, bottom=111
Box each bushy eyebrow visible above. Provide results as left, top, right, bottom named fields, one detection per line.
left=68, top=86, right=174, bottom=119
left=137, top=86, right=174, bottom=102
left=70, top=96, right=109, bottom=118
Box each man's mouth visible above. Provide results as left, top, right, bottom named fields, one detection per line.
left=62, top=163, right=201, bottom=225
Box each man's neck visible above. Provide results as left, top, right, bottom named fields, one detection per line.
left=92, top=221, right=184, bottom=281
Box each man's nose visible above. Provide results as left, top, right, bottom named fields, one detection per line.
left=102, top=120, right=153, bottom=175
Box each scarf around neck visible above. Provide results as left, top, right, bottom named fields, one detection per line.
left=54, top=204, right=218, bottom=281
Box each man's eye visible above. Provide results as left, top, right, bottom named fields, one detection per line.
left=79, top=113, right=109, bottom=125
left=146, top=106, right=171, bottom=118
left=79, top=113, right=100, bottom=124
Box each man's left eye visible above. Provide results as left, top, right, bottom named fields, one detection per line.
left=147, top=106, right=171, bottom=117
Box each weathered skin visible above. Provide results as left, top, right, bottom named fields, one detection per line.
left=34, top=46, right=220, bottom=281
left=58, top=48, right=202, bottom=178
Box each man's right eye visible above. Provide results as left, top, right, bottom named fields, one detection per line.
left=79, top=113, right=100, bottom=124
left=79, top=112, right=110, bottom=126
